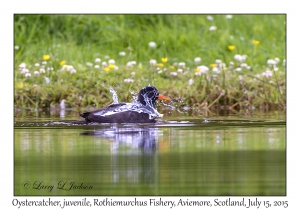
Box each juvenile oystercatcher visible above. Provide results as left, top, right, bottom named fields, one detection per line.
left=79, top=86, right=170, bottom=123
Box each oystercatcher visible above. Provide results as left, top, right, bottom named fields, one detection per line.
left=79, top=86, right=170, bottom=123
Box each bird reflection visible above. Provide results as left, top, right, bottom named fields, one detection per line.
left=80, top=126, right=159, bottom=184
left=80, top=126, right=159, bottom=151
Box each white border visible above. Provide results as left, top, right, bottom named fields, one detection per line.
left=3, top=0, right=298, bottom=209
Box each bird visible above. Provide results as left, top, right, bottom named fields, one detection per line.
left=79, top=86, right=170, bottom=123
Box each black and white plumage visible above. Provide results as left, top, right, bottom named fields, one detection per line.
left=79, top=86, right=170, bottom=123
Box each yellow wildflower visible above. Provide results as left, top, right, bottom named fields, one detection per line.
left=62, top=65, right=69, bottom=69
left=60, top=60, right=66, bottom=66
left=195, top=68, right=200, bottom=72
left=16, top=82, right=23, bottom=89
left=253, top=40, right=260, bottom=45
left=223, top=67, right=227, bottom=71
left=157, top=63, right=164, bottom=67
left=228, top=45, right=235, bottom=51
left=104, top=67, right=109, bottom=72
left=161, top=57, right=168, bottom=63
left=170, top=65, right=175, bottom=70
left=210, top=64, right=216, bottom=68
left=43, top=54, right=50, bottom=61
left=109, top=64, right=115, bottom=69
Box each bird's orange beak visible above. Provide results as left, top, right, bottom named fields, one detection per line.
left=158, top=94, right=170, bottom=101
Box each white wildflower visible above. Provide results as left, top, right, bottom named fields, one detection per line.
left=240, top=63, right=248, bottom=68
left=94, top=65, right=100, bottom=69
left=188, top=79, right=194, bottom=85
left=25, top=72, right=31, bottom=78
left=241, top=54, right=247, bottom=62
left=95, top=58, right=101, bottom=63
left=235, top=67, right=242, bottom=72
left=70, top=69, right=76, bottom=74
left=66, top=66, right=73, bottom=71
left=44, top=76, right=50, bottom=84
left=102, top=62, right=107, bottom=68
left=39, top=68, right=45, bottom=73
left=170, top=72, right=178, bottom=76
left=104, top=55, right=110, bottom=59
left=150, top=59, right=157, bottom=66
left=35, top=63, right=40, bottom=67
left=127, top=61, right=136, bottom=67
left=86, top=62, right=93, bottom=67
left=209, top=26, right=217, bottom=31
left=42, top=61, right=47, bottom=65
left=131, top=72, right=136, bottom=76
left=148, top=41, right=157, bottom=48
left=207, top=15, right=213, bottom=21
left=178, top=62, right=186, bottom=68
left=21, top=68, right=29, bottom=74
left=212, top=67, right=221, bottom=74
left=119, top=51, right=126, bottom=56
left=33, top=71, right=39, bottom=77
left=282, top=59, right=286, bottom=66
left=198, top=65, right=209, bottom=74
left=194, top=57, right=201, bottom=64
left=114, top=66, right=119, bottom=70
left=262, top=69, right=272, bottom=78
left=267, top=59, right=276, bottom=66
left=177, top=69, right=183, bottom=73
left=14, top=46, right=20, bottom=50
left=238, top=75, right=243, bottom=81
left=215, top=59, right=222, bottom=64
left=274, top=57, right=280, bottom=64
left=226, top=15, right=233, bottom=19
left=19, top=63, right=26, bottom=70
left=108, top=59, right=115, bottom=65
left=124, top=78, right=134, bottom=83
left=234, top=54, right=243, bottom=62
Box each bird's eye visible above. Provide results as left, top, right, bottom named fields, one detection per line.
left=147, top=91, right=154, bottom=98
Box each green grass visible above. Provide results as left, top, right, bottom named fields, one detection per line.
left=14, top=14, right=286, bottom=110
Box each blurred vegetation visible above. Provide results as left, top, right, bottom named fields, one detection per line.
left=14, top=14, right=286, bottom=110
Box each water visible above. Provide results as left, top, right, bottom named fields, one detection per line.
left=95, top=86, right=163, bottom=119
left=14, top=109, right=286, bottom=196
left=109, top=86, right=119, bottom=104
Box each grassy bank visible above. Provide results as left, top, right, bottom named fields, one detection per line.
left=14, top=14, right=286, bottom=110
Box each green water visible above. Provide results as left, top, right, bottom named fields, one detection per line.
left=14, top=110, right=286, bottom=196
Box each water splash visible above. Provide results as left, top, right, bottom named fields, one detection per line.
left=130, top=91, right=138, bottom=102
left=99, top=87, right=164, bottom=119
left=160, top=99, right=186, bottom=114
left=102, top=102, right=163, bottom=119
left=110, top=87, right=119, bottom=104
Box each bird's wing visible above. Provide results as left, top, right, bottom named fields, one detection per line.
left=86, top=111, right=156, bottom=123
left=80, top=103, right=127, bottom=118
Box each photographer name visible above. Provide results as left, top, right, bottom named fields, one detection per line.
left=30, top=181, right=93, bottom=192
